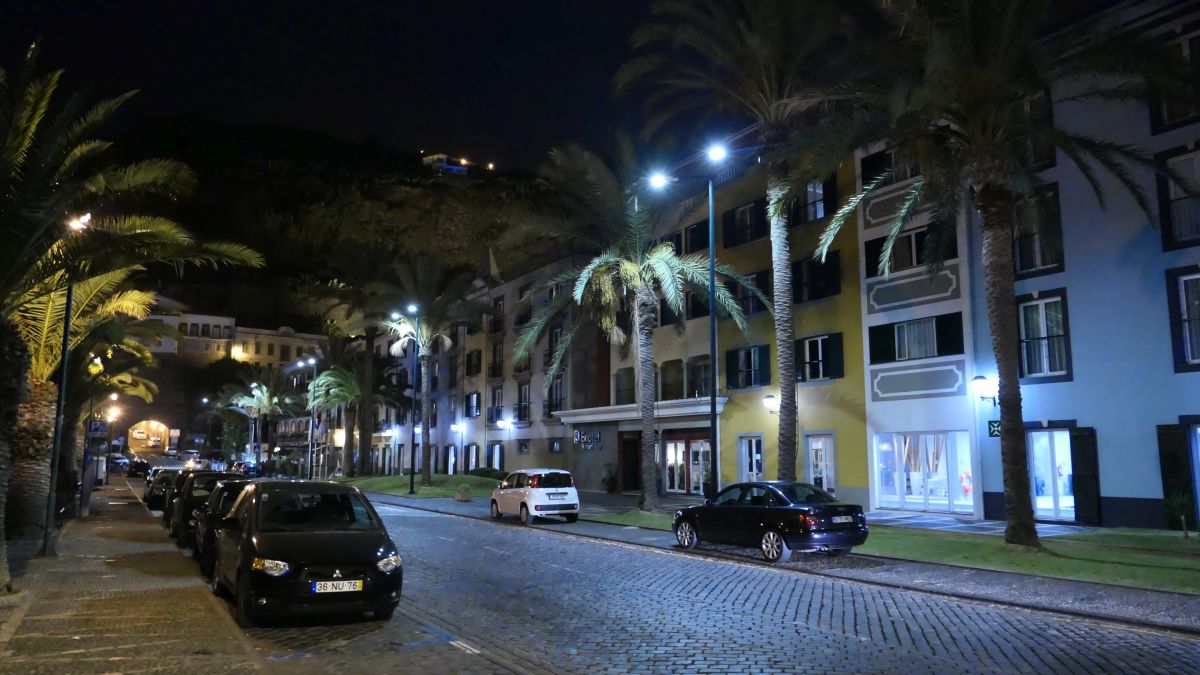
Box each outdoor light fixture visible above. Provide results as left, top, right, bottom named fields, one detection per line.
left=971, top=375, right=998, bottom=407
left=460, top=158, right=468, bottom=166
left=110, top=393, right=119, bottom=401
left=487, top=162, right=495, bottom=171
left=201, top=397, right=208, bottom=404
left=414, top=425, right=423, bottom=433
left=706, top=144, right=727, bottom=163
left=497, top=419, right=511, bottom=430
left=450, top=423, right=464, bottom=433
left=648, top=172, right=670, bottom=190
left=762, top=394, right=780, bottom=415
left=406, top=303, right=419, bottom=315
left=390, top=311, right=401, bottom=320
left=307, top=357, right=316, bottom=366
left=106, top=406, right=120, bottom=422
left=67, top=212, right=92, bottom=231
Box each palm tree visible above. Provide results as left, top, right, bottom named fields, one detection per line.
left=226, top=370, right=299, bottom=474
left=383, top=260, right=484, bottom=486
left=308, top=364, right=364, bottom=479
left=514, top=146, right=763, bottom=511
left=812, top=0, right=1190, bottom=547
left=616, top=0, right=868, bottom=481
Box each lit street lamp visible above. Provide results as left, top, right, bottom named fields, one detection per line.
left=405, top=304, right=422, bottom=495
left=296, top=357, right=319, bottom=478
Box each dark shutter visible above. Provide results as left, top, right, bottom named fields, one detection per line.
left=816, top=250, right=841, bottom=299
left=794, top=339, right=805, bottom=382
left=755, top=270, right=771, bottom=308
left=1069, top=427, right=1101, bottom=525
left=726, top=349, right=739, bottom=389
left=722, top=209, right=736, bottom=248
left=934, top=312, right=965, bottom=356
left=792, top=259, right=804, bottom=304
left=868, top=324, right=895, bottom=364
left=864, top=237, right=885, bottom=278
left=756, top=344, right=771, bottom=386
left=822, top=174, right=838, bottom=219
left=1157, top=424, right=1195, bottom=529
left=825, top=332, right=845, bottom=379
left=497, top=444, right=505, bottom=471
left=754, top=197, right=769, bottom=239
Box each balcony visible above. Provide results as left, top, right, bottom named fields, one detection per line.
left=1169, top=195, right=1200, bottom=245
left=487, top=361, right=505, bottom=379
left=543, top=349, right=568, bottom=370
left=488, top=316, right=506, bottom=334
left=486, top=406, right=506, bottom=424
left=513, top=402, right=531, bottom=423
left=514, top=357, right=530, bottom=374
left=543, top=399, right=564, bottom=418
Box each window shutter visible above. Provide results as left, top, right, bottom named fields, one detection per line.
left=756, top=270, right=771, bottom=307
left=722, top=209, right=736, bottom=247
left=1069, top=427, right=1101, bottom=525
left=754, top=197, right=769, bottom=239
left=822, top=174, right=838, bottom=218
left=864, top=237, right=885, bottom=278
left=825, top=332, right=845, bottom=379
left=791, top=259, right=804, bottom=304
left=794, top=339, right=805, bottom=382
left=756, top=344, right=771, bottom=385
left=1158, top=424, right=1194, bottom=529
left=725, top=349, right=739, bottom=389
left=934, top=312, right=965, bottom=356
left=818, top=250, right=842, bottom=298
left=868, top=324, right=895, bottom=364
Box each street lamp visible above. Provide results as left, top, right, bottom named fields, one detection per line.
left=762, top=394, right=780, bottom=415
left=648, top=143, right=728, bottom=497
left=40, top=213, right=91, bottom=557
left=296, top=357, right=319, bottom=478
left=109, top=392, right=118, bottom=401
left=406, top=303, right=422, bottom=495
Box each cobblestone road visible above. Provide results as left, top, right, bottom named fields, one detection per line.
left=233, top=504, right=1200, bottom=674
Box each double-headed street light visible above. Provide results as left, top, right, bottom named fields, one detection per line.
left=403, top=304, right=422, bottom=495
left=647, top=144, right=728, bottom=498
left=296, top=356, right=318, bottom=478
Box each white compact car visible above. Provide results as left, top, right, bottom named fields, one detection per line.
left=490, top=468, right=579, bottom=525
left=132, top=429, right=147, bottom=440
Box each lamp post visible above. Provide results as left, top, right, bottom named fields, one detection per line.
left=649, top=144, right=728, bottom=497
left=39, top=212, right=91, bottom=557
left=297, top=357, right=318, bottom=479
left=104, top=404, right=120, bottom=484
left=404, top=304, right=421, bottom=495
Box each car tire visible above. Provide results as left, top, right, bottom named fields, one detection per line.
left=675, top=520, right=699, bottom=549
left=564, top=514, right=578, bottom=523
left=825, top=547, right=851, bottom=558
left=490, top=500, right=502, bottom=519
left=760, top=529, right=791, bottom=564
left=520, top=504, right=535, bottom=525
left=374, top=605, right=396, bottom=621
left=210, top=570, right=228, bottom=597
left=235, top=576, right=258, bottom=628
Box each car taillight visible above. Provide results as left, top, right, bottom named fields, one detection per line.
left=529, top=474, right=540, bottom=488
left=797, top=514, right=810, bottom=528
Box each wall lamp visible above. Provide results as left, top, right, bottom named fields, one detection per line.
left=971, top=375, right=998, bottom=407
left=762, top=394, right=780, bottom=416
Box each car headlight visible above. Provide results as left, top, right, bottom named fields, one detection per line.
left=251, top=557, right=290, bottom=576
left=376, top=554, right=402, bottom=573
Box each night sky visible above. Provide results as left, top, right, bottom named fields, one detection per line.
left=0, top=1, right=651, bottom=169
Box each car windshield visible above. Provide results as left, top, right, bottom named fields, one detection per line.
left=775, top=483, right=838, bottom=505
left=154, top=471, right=178, bottom=484
left=191, top=475, right=232, bottom=500
left=256, top=490, right=381, bottom=532
left=537, top=473, right=572, bottom=488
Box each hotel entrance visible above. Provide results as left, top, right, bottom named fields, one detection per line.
left=662, top=430, right=711, bottom=495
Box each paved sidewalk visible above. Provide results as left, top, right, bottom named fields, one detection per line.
left=366, top=491, right=1200, bottom=635
left=0, top=480, right=264, bottom=673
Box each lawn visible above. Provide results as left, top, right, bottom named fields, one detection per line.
left=1055, top=527, right=1200, bottom=554
left=339, top=474, right=500, bottom=499
left=857, top=525, right=1200, bottom=594
left=585, top=509, right=674, bottom=531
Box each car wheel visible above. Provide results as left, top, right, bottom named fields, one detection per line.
left=825, top=547, right=851, bottom=558
left=520, top=504, right=535, bottom=525
left=490, top=500, right=502, bottom=520
left=374, top=605, right=396, bottom=621
left=564, top=514, right=578, bottom=523
left=234, top=576, right=259, bottom=628
left=760, top=529, right=791, bottom=564
left=210, top=570, right=228, bottom=597
left=675, top=521, right=699, bottom=549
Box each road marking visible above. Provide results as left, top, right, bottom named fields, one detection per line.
left=450, top=639, right=481, bottom=654
left=437, top=536, right=455, bottom=542
left=482, top=546, right=509, bottom=556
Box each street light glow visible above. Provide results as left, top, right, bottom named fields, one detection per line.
left=106, top=406, right=120, bottom=422
left=406, top=303, right=419, bottom=315
left=450, top=423, right=464, bottom=433
left=390, top=311, right=401, bottom=320
left=706, top=144, right=728, bottom=163
left=497, top=419, right=511, bottom=430
left=67, top=212, right=92, bottom=231
left=201, top=397, right=208, bottom=404
left=486, top=162, right=495, bottom=171
left=762, top=394, right=780, bottom=413
left=648, top=172, right=670, bottom=190
left=110, top=392, right=119, bottom=401
left=307, top=357, right=316, bottom=365
left=296, top=359, right=305, bottom=367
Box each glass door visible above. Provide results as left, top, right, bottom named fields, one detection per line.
left=740, top=436, right=764, bottom=482
left=1028, top=430, right=1074, bottom=520
left=806, top=434, right=835, bottom=492
left=875, top=432, right=971, bottom=514
left=664, top=440, right=687, bottom=493
left=687, top=440, right=711, bottom=494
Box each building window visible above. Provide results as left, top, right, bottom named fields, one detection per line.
left=432, top=361, right=440, bottom=390
left=614, top=367, right=635, bottom=405
left=660, top=359, right=684, bottom=400
left=549, top=439, right=563, bottom=453
left=1177, top=270, right=1200, bottom=368
left=796, top=333, right=844, bottom=382
left=869, top=313, right=964, bottom=365
left=1158, top=33, right=1200, bottom=128
left=1164, top=151, right=1200, bottom=248
left=1015, top=185, right=1064, bottom=276
left=518, top=440, right=530, bottom=455
left=515, top=285, right=532, bottom=327
left=281, top=344, right=291, bottom=362
left=430, top=402, right=438, bottom=428
left=465, top=391, right=481, bottom=417
left=201, top=324, right=210, bottom=337
left=223, top=326, right=232, bottom=339
left=465, top=350, right=482, bottom=376
left=686, top=355, right=712, bottom=397
left=490, top=298, right=505, bottom=332
left=267, top=343, right=275, bottom=356
left=488, top=342, right=504, bottom=378
left=686, top=291, right=709, bottom=320
left=1017, top=290, right=1071, bottom=381
left=487, top=442, right=504, bottom=470
left=488, top=386, right=504, bottom=423
left=864, top=225, right=958, bottom=278
left=1017, top=91, right=1055, bottom=169
left=722, top=199, right=767, bottom=248
left=860, top=149, right=919, bottom=187
left=793, top=251, right=841, bottom=303
left=546, top=375, right=564, bottom=416
left=684, top=220, right=708, bottom=253
left=659, top=230, right=683, bottom=253
left=738, top=270, right=769, bottom=315
left=727, top=345, right=770, bottom=389
left=515, top=381, right=531, bottom=422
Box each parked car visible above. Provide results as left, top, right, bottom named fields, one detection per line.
left=127, top=457, right=150, bottom=477
left=161, top=469, right=197, bottom=525
left=672, top=482, right=868, bottom=563
left=149, top=436, right=163, bottom=448
left=232, top=462, right=260, bottom=478
left=490, top=468, right=579, bottom=524
left=108, top=454, right=130, bottom=467
left=211, top=481, right=402, bottom=627
left=194, top=478, right=252, bottom=577
left=167, top=471, right=242, bottom=545
left=143, top=469, right=180, bottom=509
left=132, top=428, right=147, bottom=440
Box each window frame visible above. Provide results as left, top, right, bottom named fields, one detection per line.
left=1159, top=147, right=1200, bottom=251
left=1015, top=288, right=1073, bottom=384
left=1014, top=184, right=1065, bottom=279
left=1167, top=265, right=1200, bottom=373
left=1151, top=30, right=1200, bottom=133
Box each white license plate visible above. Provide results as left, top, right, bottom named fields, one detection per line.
left=548, top=493, right=565, bottom=500
left=831, top=515, right=855, bottom=524
left=311, top=580, right=363, bottom=593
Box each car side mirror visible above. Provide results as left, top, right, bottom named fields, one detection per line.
left=703, top=499, right=711, bottom=506
left=219, top=516, right=240, bottom=531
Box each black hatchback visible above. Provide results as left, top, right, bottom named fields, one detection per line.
left=211, top=481, right=403, bottom=627
left=672, top=482, right=868, bottom=563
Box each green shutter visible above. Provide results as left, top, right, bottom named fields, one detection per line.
left=756, top=344, right=771, bottom=385
left=826, top=333, right=845, bottom=379
left=1069, top=427, right=1101, bottom=525
left=725, top=349, right=739, bottom=389
left=822, top=174, right=838, bottom=217
left=794, top=339, right=805, bottom=382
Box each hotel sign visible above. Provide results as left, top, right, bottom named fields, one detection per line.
left=573, top=429, right=602, bottom=450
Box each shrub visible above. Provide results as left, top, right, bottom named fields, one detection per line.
left=457, top=483, right=472, bottom=492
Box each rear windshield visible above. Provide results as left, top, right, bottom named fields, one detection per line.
left=154, top=471, right=179, bottom=484
left=191, top=475, right=235, bottom=500
left=256, top=490, right=381, bottom=532
left=537, top=473, right=572, bottom=489
left=776, top=484, right=838, bottom=505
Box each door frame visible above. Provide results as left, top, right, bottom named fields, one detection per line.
left=738, top=433, right=765, bottom=483
left=662, top=428, right=710, bottom=495
left=803, top=431, right=836, bottom=493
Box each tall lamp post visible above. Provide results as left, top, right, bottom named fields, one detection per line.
left=296, top=357, right=318, bottom=479
left=39, top=212, right=91, bottom=557
left=399, top=304, right=422, bottom=495
left=104, top=402, right=120, bottom=485
left=649, top=143, right=728, bottom=497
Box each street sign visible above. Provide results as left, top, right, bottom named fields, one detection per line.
left=988, top=420, right=1002, bottom=438
left=85, top=418, right=108, bottom=438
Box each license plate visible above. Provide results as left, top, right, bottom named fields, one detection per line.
left=548, top=493, right=565, bottom=500
left=311, top=580, right=363, bottom=593
left=831, top=515, right=855, bottom=524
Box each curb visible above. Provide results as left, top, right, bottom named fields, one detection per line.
left=366, top=491, right=1200, bottom=639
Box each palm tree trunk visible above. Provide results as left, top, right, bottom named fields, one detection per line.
left=359, top=326, right=378, bottom=477
left=7, top=377, right=57, bottom=539
left=976, top=185, right=1040, bottom=548
left=343, top=406, right=357, bottom=477
left=634, top=287, right=660, bottom=512
left=420, top=353, right=433, bottom=486
left=0, top=316, right=30, bottom=590
left=767, top=160, right=797, bottom=481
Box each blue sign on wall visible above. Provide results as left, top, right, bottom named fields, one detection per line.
left=85, top=418, right=108, bottom=438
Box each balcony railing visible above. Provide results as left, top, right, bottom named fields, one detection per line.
left=1020, top=335, right=1068, bottom=377
left=487, top=361, right=504, bottom=378
left=543, top=399, right=564, bottom=418
left=513, top=402, right=531, bottom=422
left=514, top=358, right=530, bottom=374
left=486, top=406, right=505, bottom=424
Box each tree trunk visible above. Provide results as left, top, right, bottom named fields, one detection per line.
left=634, top=286, right=660, bottom=511
left=7, top=376, right=57, bottom=540
left=0, top=315, right=30, bottom=590
left=420, top=353, right=433, bottom=486
left=767, top=161, right=798, bottom=481
left=342, top=406, right=357, bottom=478
left=358, top=326, right=378, bottom=477
left=976, top=185, right=1041, bottom=548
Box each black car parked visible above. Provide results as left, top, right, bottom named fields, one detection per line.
left=211, top=481, right=403, bottom=627
left=143, top=469, right=180, bottom=509
left=167, top=471, right=242, bottom=545
left=127, top=457, right=150, bottom=477
left=194, top=478, right=252, bottom=577
left=672, top=481, right=868, bottom=563
left=161, top=469, right=195, bottom=526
